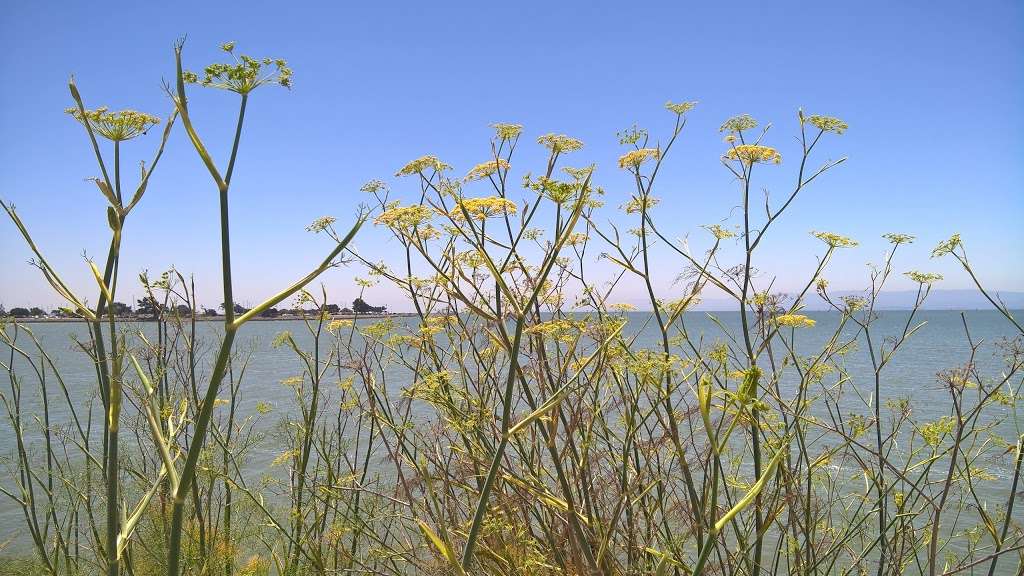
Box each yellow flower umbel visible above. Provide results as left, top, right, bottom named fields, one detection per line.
left=883, top=232, right=915, bottom=245
left=775, top=314, right=816, bottom=328
left=464, top=159, right=510, bottom=182
left=453, top=196, right=518, bottom=220
left=720, top=114, right=758, bottom=133
left=65, top=107, right=160, bottom=141
left=537, top=133, right=583, bottom=154
left=491, top=123, right=523, bottom=140
left=374, top=203, right=434, bottom=230
left=812, top=231, right=859, bottom=249
left=704, top=224, right=737, bottom=240
left=931, top=233, right=962, bottom=257
left=183, top=42, right=292, bottom=93
left=395, top=155, right=451, bottom=177
left=665, top=100, right=698, bottom=115
left=904, top=271, right=943, bottom=285
left=618, top=148, right=660, bottom=170
left=806, top=114, right=848, bottom=134
left=725, top=144, right=782, bottom=165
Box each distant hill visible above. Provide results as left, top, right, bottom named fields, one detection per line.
left=683, top=289, right=1024, bottom=311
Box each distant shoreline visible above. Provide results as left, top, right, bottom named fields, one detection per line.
left=5, top=309, right=1020, bottom=324
left=5, top=313, right=417, bottom=323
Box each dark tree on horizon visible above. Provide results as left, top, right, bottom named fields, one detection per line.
left=352, top=298, right=386, bottom=314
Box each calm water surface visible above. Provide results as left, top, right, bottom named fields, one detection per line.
left=2, top=310, right=1022, bottom=558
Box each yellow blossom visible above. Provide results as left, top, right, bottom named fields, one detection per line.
left=623, top=195, right=659, bottom=214
left=812, top=231, right=859, bottom=248
left=806, top=114, right=848, bottom=134
left=931, top=233, right=961, bottom=258
left=464, top=158, right=510, bottom=182
left=725, top=144, right=781, bottom=165
left=618, top=148, right=661, bottom=169
left=374, top=203, right=434, bottom=230
left=306, top=216, right=336, bottom=233
left=537, top=133, right=583, bottom=153
left=704, top=224, right=736, bottom=239
left=775, top=314, right=816, bottom=328
left=904, top=271, right=942, bottom=284
left=720, top=114, right=758, bottom=133
left=454, top=196, right=518, bottom=220
left=665, top=100, right=698, bottom=115
left=883, top=232, right=915, bottom=245
left=492, top=123, right=523, bottom=140
left=327, top=319, right=354, bottom=332
left=395, top=155, right=451, bottom=177
left=65, top=107, right=160, bottom=141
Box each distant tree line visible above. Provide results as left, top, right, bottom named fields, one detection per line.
left=1, top=297, right=389, bottom=319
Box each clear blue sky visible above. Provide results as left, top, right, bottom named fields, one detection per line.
left=1, top=0, right=1021, bottom=311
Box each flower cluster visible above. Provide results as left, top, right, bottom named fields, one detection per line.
left=454, top=196, right=518, bottom=220
left=812, top=231, right=859, bottom=248
left=537, top=133, right=583, bottom=153
left=65, top=107, right=160, bottom=141
left=775, top=313, right=816, bottom=328
left=395, top=155, right=451, bottom=177
left=525, top=175, right=577, bottom=204
left=720, top=114, right=758, bottom=133
left=374, top=203, right=434, bottom=230
left=806, top=114, right=848, bottom=134
left=883, top=232, right=915, bottom=245
left=464, top=159, right=510, bottom=182
left=704, top=224, right=737, bottom=240
left=360, top=179, right=387, bottom=194
left=932, top=233, right=961, bottom=258
left=525, top=318, right=583, bottom=344
left=327, top=319, right=354, bottom=333
left=665, top=100, right=698, bottom=115
left=725, top=144, right=781, bottom=165
left=306, top=216, right=336, bottom=234
left=618, top=148, right=661, bottom=169
left=623, top=195, right=659, bottom=214
left=617, top=124, right=647, bottom=146
left=492, top=123, right=523, bottom=140
left=904, top=271, right=943, bottom=284
left=184, top=43, right=292, bottom=93
left=920, top=416, right=955, bottom=446
left=842, top=295, right=867, bottom=312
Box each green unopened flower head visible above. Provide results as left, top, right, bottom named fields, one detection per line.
left=65, top=107, right=160, bottom=141
left=737, top=366, right=762, bottom=403
left=184, top=43, right=292, bottom=93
